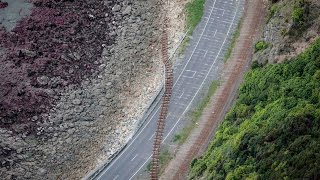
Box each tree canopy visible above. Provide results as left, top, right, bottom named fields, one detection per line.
left=189, top=38, right=320, bottom=180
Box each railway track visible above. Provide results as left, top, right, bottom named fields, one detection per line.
left=150, top=11, right=172, bottom=180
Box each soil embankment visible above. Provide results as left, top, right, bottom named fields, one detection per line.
left=0, top=0, right=180, bottom=179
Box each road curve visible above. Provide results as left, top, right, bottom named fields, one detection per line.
left=96, top=0, right=244, bottom=179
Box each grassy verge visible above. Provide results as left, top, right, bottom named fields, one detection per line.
left=146, top=80, right=219, bottom=173
left=178, top=0, right=205, bottom=55
left=146, top=149, right=173, bottom=173
left=173, top=80, right=220, bottom=144
left=223, top=18, right=243, bottom=63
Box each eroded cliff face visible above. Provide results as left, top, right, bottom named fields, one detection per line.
left=253, top=0, right=320, bottom=64
left=0, top=0, right=167, bottom=179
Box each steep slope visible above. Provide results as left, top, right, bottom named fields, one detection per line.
left=254, top=0, right=320, bottom=63
left=189, top=0, right=320, bottom=179
left=189, top=37, right=320, bottom=179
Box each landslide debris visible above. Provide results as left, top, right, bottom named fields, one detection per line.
left=0, top=0, right=164, bottom=179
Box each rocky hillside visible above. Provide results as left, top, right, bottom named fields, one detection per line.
left=0, top=0, right=170, bottom=179
left=189, top=0, right=320, bottom=179
left=254, top=0, right=320, bottom=64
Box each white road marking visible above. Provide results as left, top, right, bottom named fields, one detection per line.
left=213, top=7, right=226, bottom=13
left=128, top=155, right=152, bottom=180
left=182, top=70, right=196, bottom=78
left=203, top=50, right=208, bottom=58
left=131, top=154, right=138, bottom=162
left=96, top=13, right=213, bottom=179
left=97, top=0, right=241, bottom=179
left=129, top=0, right=241, bottom=177
left=148, top=133, right=155, bottom=141
left=208, top=19, right=231, bottom=25
left=178, top=91, right=184, bottom=99
left=162, top=0, right=240, bottom=144
left=112, top=175, right=119, bottom=180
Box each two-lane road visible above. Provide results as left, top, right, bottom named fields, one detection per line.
left=96, top=0, right=244, bottom=179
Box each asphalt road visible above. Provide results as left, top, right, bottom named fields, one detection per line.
left=96, top=0, right=244, bottom=179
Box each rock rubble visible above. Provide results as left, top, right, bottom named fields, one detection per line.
left=0, top=0, right=166, bottom=179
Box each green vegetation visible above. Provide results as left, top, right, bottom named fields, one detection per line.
left=254, top=40, right=269, bottom=52
left=224, top=18, right=242, bottom=63
left=292, top=0, right=306, bottom=23
left=178, top=0, right=205, bottom=55
left=189, top=38, right=320, bottom=179
left=292, top=7, right=305, bottom=23
left=159, top=149, right=173, bottom=171
left=173, top=81, right=219, bottom=144
left=185, top=0, right=205, bottom=34
left=266, top=3, right=279, bottom=23
left=288, top=0, right=313, bottom=37
left=146, top=149, right=173, bottom=173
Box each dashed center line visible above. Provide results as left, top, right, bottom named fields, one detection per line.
left=131, top=154, right=138, bottom=162
left=178, top=91, right=184, bottom=99
left=148, top=133, right=155, bottom=141
left=112, top=175, right=119, bottom=180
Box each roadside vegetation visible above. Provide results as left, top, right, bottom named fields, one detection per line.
left=254, top=40, right=269, bottom=52
left=146, top=148, right=173, bottom=173
left=178, top=0, right=205, bottom=55
left=189, top=38, right=320, bottom=179
left=173, top=80, right=219, bottom=144
left=266, top=3, right=279, bottom=23
left=224, top=18, right=243, bottom=63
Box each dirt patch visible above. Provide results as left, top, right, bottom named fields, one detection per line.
left=160, top=0, right=267, bottom=179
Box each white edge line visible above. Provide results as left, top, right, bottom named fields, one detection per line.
left=97, top=0, right=219, bottom=178
left=129, top=0, right=241, bottom=178
left=98, top=0, right=241, bottom=178
left=128, top=155, right=152, bottom=180
left=162, top=0, right=240, bottom=146
left=112, top=175, right=119, bottom=180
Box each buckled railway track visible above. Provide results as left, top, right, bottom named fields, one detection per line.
left=150, top=11, right=172, bottom=179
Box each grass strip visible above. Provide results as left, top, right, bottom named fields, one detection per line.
left=146, top=149, right=173, bottom=173
left=173, top=80, right=220, bottom=144
left=223, top=17, right=243, bottom=63
left=178, top=0, right=205, bottom=55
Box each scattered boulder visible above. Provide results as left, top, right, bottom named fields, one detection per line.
left=122, top=5, right=132, bottom=15
left=0, top=1, right=8, bottom=9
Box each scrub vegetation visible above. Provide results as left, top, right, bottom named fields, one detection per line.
left=189, top=38, right=320, bottom=179
left=254, top=40, right=269, bottom=52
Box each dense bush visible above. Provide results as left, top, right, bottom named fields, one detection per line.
left=254, top=41, right=269, bottom=52
left=189, top=38, right=320, bottom=179
left=289, top=0, right=311, bottom=37
left=292, top=7, right=305, bottom=22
